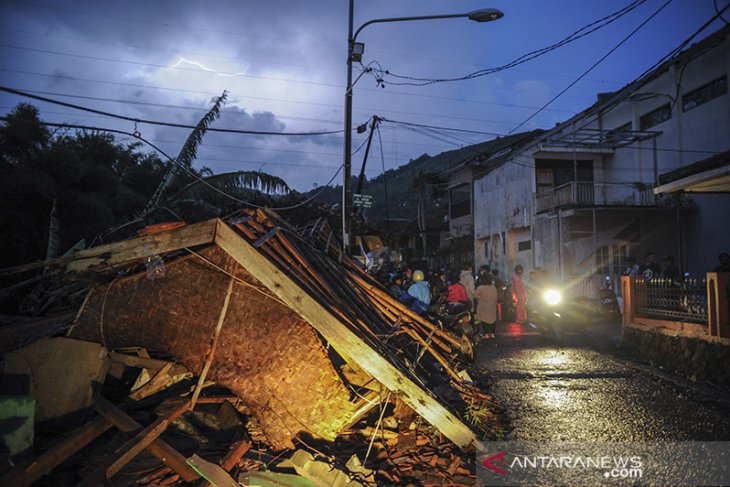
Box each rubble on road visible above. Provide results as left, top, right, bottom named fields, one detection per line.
left=0, top=209, right=506, bottom=485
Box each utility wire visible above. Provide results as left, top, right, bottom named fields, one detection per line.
left=508, top=0, right=674, bottom=134
left=377, top=0, right=650, bottom=86
left=0, top=86, right=344, bottom=136
left=551, top=2, right=730, bottom=140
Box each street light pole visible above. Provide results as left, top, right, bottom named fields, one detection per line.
left=342, top=5, right=504, bottom=255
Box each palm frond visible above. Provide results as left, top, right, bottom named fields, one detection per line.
left=168, top=170, right=290, bottom=206
left=175, top=91, right=227, bottom=170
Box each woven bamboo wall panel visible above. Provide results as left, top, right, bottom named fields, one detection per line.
left=71, top=246, right=357, bottom=449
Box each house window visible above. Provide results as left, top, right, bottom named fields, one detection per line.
left=449, top=185, right=471, bottom=219
left=596, top=245, right=609, bottom=274
left=612, top=244, right=627, bottom=274
left=535, top=159, right=594, bottom=190
left=682, top=75, right=727, bottom=112
left=518, top=240, right=532, bottom=252
left=639, top=103, right=671, bottom=130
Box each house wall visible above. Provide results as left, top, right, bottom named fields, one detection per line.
left=473, top=159, right=534, bottom=274
left=471, top=26, right=730, bottom=282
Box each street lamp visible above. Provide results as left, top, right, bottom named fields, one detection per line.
left=342, top=4, right=504, bottom=254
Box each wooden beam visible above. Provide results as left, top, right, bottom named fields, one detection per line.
left=0, top=416, right=113, bottom=487
left=84, top=400, right=192, bottom=486
left=66, top=219, right=218, bottom=274
left=213, top=220, right=479, bottom=450
left=95, top=396, right=199, bottom=482
left=109, top=351, right=172, bottom=370
left=190, top=276, right=235, bottom=409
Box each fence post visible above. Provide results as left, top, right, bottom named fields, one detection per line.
left=621, top=276, right=634, bottom=340
left=707, top=272, right=730, bottom=339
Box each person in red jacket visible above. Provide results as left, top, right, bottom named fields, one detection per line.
left=447, top=272, right=469, bottom=305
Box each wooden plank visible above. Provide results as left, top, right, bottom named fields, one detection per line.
left=214, top=220, right=479, bottom=450
left=128, top=362, right=174, bottom=401
left=109, top=351, right=172, bottom=370
left=0, top=416, right=113, bottom=487
left=197, top=440, right=251, bottom=487
left=191, top=276, right=235, bottom=409
left=187, top=454, right=239, bottom=487
left=84, top=400, right=192, bottom=485
left=66, top=219, right=218, bottom=274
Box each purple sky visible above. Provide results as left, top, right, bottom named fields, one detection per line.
left=1, top=0, right=728, bottom=191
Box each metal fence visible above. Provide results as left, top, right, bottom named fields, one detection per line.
left=633, top=277, right=708, bottom=324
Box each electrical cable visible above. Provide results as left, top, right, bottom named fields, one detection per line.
left=508, top=0, right=674, bottom=134
left=376, top=0, right=650, bottom=86
left=544, top=2, right=730, bottom=143
left=0, top=86, right=344, bottom=136
left=715, top=0, right=730, bottom=25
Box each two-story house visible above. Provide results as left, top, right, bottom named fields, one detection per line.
left=455, top=24, right=730, bottom=294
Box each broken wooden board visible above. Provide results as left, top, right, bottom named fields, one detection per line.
left=214, top=221, right=479, bottom=449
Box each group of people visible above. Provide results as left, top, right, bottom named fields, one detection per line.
left=385, top=263, right=521, bottom=341
left=623, top=251, right=730, bottom=281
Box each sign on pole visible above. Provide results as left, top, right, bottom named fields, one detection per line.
left=352, top=193, right=373, bottom=208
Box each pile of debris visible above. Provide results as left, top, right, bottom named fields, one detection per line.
left=0, top=209, right=504, bottom=485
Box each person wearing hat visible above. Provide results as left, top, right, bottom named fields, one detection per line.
left=407, top=270, right=431, bottom=313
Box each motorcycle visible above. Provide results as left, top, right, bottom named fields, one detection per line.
left=425, top=294, right=475, bottom=362
left=597, top=275, right=620, bottom=323
left=527, top=284, right=566, bottom=341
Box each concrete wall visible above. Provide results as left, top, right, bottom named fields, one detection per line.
left=473, top=158, right=534, bottom=273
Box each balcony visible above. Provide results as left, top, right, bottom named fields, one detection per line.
left=535, top=181, right=656, bottom=213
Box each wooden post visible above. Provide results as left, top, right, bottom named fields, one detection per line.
left=83, top=400, right=192, bottom=486
left=95, top=396, right=199, bottom=482
left=708, top=273, right=730, bottom=338
left=190, top=276, right=235, bottom=409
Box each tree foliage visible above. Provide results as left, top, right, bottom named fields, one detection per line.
left=0, top=100, right=297, bottom=270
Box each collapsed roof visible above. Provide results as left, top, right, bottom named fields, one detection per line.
left=19, top=209, right=483, bottom=451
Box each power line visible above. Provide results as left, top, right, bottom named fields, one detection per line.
left=0, top=86, right=345, bottom=136
left=1, top=67, right=582, bottom=115
left=508, top=0, right=674, bottom=134
left=377, top=0, right=650, bottom=87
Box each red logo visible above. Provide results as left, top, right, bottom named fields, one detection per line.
left=481, top=451, right=507, bottom=475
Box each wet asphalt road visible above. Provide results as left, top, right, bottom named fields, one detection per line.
left=475, top=321, right=730, bottom=442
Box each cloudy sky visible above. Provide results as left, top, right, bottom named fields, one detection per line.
left=1, top=0, right=728, bottom=191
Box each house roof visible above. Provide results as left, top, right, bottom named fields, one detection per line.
left=433, top=129, right=545, bottom=181
left=654, top=149, right=730, bottom=194
left=3, top=210, right=483, bottom=449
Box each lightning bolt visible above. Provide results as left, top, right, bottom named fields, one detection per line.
left=168, top=57, right=248, bottom=77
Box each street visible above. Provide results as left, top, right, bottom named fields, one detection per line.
left=476, top=321, right=730, bottom=442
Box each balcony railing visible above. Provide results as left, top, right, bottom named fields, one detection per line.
left=535, top=181, right=656, bottom=213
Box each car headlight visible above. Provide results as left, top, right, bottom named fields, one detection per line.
left=543, top=289, right=562, bottom=306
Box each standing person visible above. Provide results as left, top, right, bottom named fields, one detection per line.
left=491, top=268, right=506, bottom=322
left=429, top=270, right=448, bottom=303
left=402, top=267, right=414, bottom=289
left=638, top=252, right=661, bottom=280
left=623, top=256, right=639, bottom=276
left=476, top=264, right=491, bottom=286
left=512, top=265, right=528, bottom=323
left=714, top=252, right=730, bottom=272
left=459, top=264, right=476, bottom=309
left=447, top=273, right=469, bottom=306
left=475, top=275, right=498, bottom=339
left=407, top=270, right=430, bottom=313
left=661, top=255, right=681, bottom=281
left=389, top=275, right=405, bottom=298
